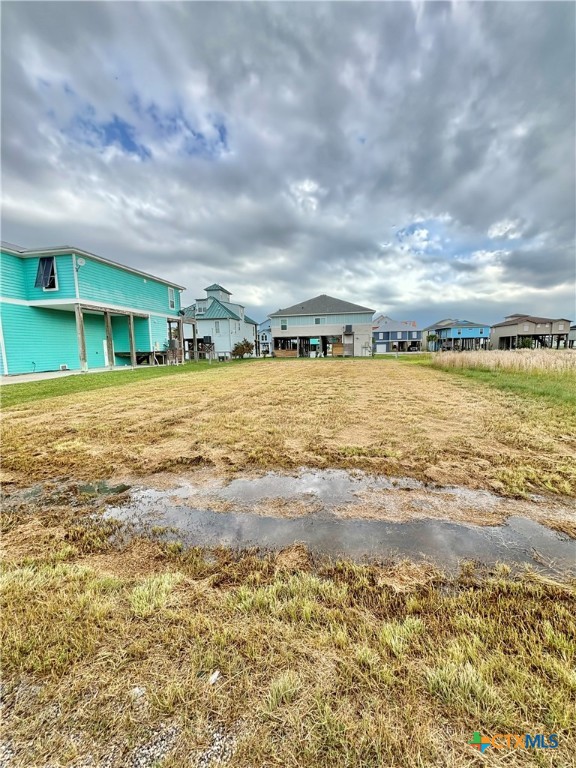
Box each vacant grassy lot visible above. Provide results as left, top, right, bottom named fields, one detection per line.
left=2, top=359, right=575, bottom=767
left=1, top=526, right=575, bottom=767
left=2, top=358, right=576, bottom=496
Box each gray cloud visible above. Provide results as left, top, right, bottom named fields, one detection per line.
left=1, top=1, right=574, bottom=325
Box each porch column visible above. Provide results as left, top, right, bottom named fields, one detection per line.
left=178, top=316, right=185, bottom=363
left=128, top=314, right=137, bottom=368
left=193, top=321, right=198, bottom=362
left=296, top=336, right=300, bottom=357
left=75, top=304, right=88, bottom=372
left=104, top=312, right=114, bottom=369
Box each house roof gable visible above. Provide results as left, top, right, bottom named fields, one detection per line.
left=269, top=294, right=375, bottom=317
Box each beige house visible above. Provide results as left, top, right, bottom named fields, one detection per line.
left=269, top=294, right=375, bottom=357
left=491, top=314, right=572, bottom=349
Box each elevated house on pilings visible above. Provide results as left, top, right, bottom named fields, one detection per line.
left=491, top=314, right=572, bottom=350
left=423, top=318, right=490, bottom=351
left=0, top=242, right=185, bottom=375
left=269, top=294, right=375, bottom=358
left=184, top=285, right=258, bottom=360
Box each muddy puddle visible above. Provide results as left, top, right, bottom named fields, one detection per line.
left=104, top=469, right=576, bottom=573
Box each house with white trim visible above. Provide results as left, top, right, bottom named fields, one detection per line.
left=185, top=284, right=257, bottom=359
left=0, top=241, right=185, bottom=375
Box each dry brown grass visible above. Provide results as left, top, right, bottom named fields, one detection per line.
left=1, top=518, right=575, bottom=768
left=2, top=359, right=576, bottom=497
left=432, top=349, right=576, bottom=373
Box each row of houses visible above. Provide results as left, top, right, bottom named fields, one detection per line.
left=0, top=241, right=573, bottom=375
left=371, top=314, right=575, bottom=353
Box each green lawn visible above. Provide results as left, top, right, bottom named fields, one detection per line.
left=0, top=359, right=256, bottom=409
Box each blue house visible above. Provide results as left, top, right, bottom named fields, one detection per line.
left=423, top=318, right=490, bottom=351
left=0, top=242, right=185, bottom=375
left=372, top=315, right=423, bottom=353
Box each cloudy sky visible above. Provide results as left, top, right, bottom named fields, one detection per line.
left=2, top=1, right=575, bottom=325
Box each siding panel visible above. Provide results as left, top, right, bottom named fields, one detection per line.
left=78, top=258, right=181, bottom=314
left=0, top=252, right=27, bottom=299
left=1, top=304, right=79, bottom=374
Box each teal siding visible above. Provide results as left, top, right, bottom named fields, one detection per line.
left=1, top=304, right=79, bottom=374
left=84, top=313, right=107, bottom=368
left=134, top=317, right=151, bottom=349
left=78, top=257, right=180, bottom=314
left=110, top=316, right=151, bottom=365
left=23, top=254, right=76, bottom=301
left=271, top=313, right=374, bottom=328
left=149, top=315, right=169, bottom=349
left=111, top=316, right=130, bottom=366
left=1, top=247, right=182, bottom=374
left=0, top=251, right=27, bottom=299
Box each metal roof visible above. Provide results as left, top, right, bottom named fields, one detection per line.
left=269, top=294, right=375, bottom=317
left=201, top=298, right=241, bottom=321
left=422, top=318, right=489, bottom=331
left=205, top=284, right=231, bottom=294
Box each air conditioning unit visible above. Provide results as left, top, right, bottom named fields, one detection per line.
left=60, top=364, right=69, bottom=371
left=344, top=325, right=353, bottom=334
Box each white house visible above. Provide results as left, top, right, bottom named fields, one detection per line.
left=185, top=284, right=257, bottom=359
left=258, top=318, right=272, bottom=356
left=269, top=294, right=375, bottom=357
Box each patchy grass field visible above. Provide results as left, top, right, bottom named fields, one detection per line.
left=2, top=359, right=575, bottom=766
left=1, top=516, right=575, bottom=767
left=2, top=358, right=576, bottom=496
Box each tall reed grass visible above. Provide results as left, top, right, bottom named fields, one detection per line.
left=431, top=349, right=576, bottom=374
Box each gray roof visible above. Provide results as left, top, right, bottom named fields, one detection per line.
left=492, top=314, right=571, bottom=328
left=1, top=241, right=27, bottom=252
left=270, top=294, right=375, bottom=317
left=373, top=317, right=421, bottom=333
left=422, top=318, right=489, bottom=331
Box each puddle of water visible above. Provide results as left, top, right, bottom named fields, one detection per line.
left=79, top=482, right=131, bottom=496
left=105, top=497, right=576, bottom=574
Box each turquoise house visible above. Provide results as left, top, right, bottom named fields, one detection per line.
left=0, top=242, right=185, bottom=375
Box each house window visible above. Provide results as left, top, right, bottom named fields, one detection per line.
left=559, top=323, right=565, bottom=330
left=314, top=317, right=326, bottom=325
left=523, top=325, right=529, bottom=331
left=480, top=329, right=484, bottom=334
left=397, top=332, right=402, bottom=339
left=412, top=331, right=417, bottom=339
left=457, top=330, right=462, bottom=335
left=281, top=318, right=287, bottom=330
left=215, top=321, right=220, bottom=333
left=168, top=287, right=175, bottom=310
left=35, top=257, right=58, bottom=290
